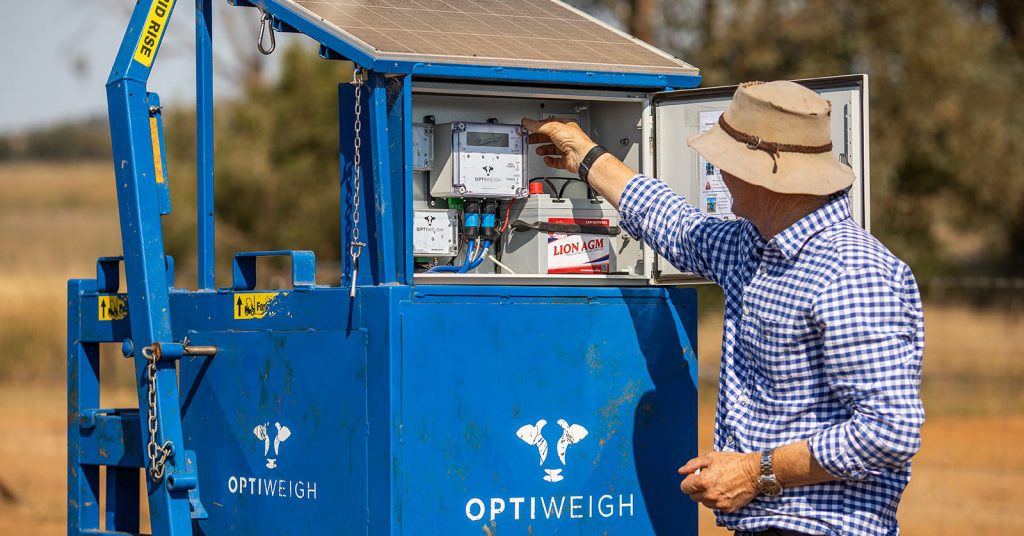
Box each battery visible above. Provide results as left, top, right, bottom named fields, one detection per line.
left=499, top=194, right=643, bottom=275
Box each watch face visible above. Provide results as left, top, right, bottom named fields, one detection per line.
left=760, top=477, right=783, bottom=497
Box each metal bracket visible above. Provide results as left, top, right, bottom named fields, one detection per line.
left=96, top=255, right=175, bottom=293
left=79, top=408, right=125, bottom=430
left=168, top=450, right=209, bottom=520
left=232, top=250, right=317, bottom=291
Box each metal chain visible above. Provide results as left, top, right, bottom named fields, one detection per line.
left=349, top=67, right=366, bottom=298
left=143, top=345, right=174, bottom=481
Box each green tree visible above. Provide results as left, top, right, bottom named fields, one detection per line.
left=164, top=45, right=349, bottom=286
left=575, top=0, right=1024, bottom=276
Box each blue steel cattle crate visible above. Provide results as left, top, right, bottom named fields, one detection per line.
left=68, top=0, right=708, bottom=535
left=175, top=285, right=698, bottom=534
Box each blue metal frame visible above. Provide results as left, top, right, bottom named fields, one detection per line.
left=196, top=0, right=215, bottom=288
left=104, top=0, right=195, bottom=534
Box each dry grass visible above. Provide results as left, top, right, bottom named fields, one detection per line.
left=0, top=161, right=122, bottom=382
left=1, top=161, right=1021, bottom=534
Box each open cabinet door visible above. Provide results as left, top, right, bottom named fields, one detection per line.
left=647, top=74, right=870, bottom=284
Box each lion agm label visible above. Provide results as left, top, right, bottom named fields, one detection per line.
left=133, top=0, right=175, bottom=68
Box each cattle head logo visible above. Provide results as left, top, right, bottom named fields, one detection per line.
left=253, top=422, right=291, bottom=469
left=424, top=215, right=436, bottom=225
left=516, top=419, right=589, bottom=483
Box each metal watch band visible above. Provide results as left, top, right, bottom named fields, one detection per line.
left=760, top=448, right=774, bottom=476
left=578, top=145, right=609, bottom=182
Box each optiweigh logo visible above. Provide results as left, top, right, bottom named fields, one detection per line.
left=463, top=418, right=635, bottom=523
left=225, top=420, right=318, bottom=501
left=253, top=422, right=291, bottom=469
left=516, top=419, right=588, bottom=482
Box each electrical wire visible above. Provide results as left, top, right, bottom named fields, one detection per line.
left=457, top=240, right=479, bottom=273
left=529, top=177, right=560, bottom=197
left=486, top=253, right=515, bottom=273
left=531, top=176, right=594, bottom=199
left=427, top=239, right=476, bottom=273
left=498, top=202, right=513, bottom=234
left=469, top=240, right=491, bottom=270
left=556, top=177, right=594, bottom=200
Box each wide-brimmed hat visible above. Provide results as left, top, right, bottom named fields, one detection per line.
left=687, top=81, right=855, bottom=196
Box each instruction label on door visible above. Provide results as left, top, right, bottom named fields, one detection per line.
left=697, top=110, right=736, bottom=220
left=546, top=218, right=611, bottom=274
left=233, top=292, right=282, bottom=320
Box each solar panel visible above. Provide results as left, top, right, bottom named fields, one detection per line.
left=282, top=0, right=698, bottom=76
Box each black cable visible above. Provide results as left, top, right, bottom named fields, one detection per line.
left=557, top=177, right=592, bottom=199
left=528, top=177, right=559, bottom=197
left=531, top=176, right=593, bottom=200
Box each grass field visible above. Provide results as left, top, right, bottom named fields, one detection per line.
left=1, top=162, right=1021, bottom=534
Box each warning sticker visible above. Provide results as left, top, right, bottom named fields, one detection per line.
left=546, top=218, right=612, bottom=274
left=233, top=292, right=282, bottom=320
left=133, top=0, right=175, bottom=68
left=98, top=295, right=128, bottom=321
left=150, top=117, right=165, bottom=184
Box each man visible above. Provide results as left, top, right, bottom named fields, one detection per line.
left=522, top=80, right=924, bottom=536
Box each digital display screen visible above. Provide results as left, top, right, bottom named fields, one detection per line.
left=467, top=131, right=509, bottom=147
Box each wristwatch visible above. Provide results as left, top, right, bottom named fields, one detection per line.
left=578, top=145, right=608, bottom=183
left=758, top=449, right=783, bottom=497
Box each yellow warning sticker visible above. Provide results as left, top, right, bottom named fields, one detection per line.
left=233, top=292, right=283, bottom=320
left=98, top=295, right=128, bottom=321
left=149, top=116, right=165, bottom=184
left=133, top=0, right=175, bottom=68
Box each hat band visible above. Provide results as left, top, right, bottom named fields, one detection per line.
left=718, top=116, right=833, bottom=174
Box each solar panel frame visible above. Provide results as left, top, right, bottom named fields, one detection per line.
left=277, top=0, right=699, bottom=76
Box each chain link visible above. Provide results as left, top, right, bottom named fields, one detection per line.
left=349, top=67, right=366, bottom=298
left=143, top=345, right=174, bottom=481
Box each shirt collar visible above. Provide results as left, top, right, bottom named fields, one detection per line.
left=767, top=192, right=852, bottom=259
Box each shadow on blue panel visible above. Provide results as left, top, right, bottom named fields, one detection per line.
left=627, top=289, right=700, bottom=534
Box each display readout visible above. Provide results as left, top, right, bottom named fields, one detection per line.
left=466, top=131, right=509, bottom=147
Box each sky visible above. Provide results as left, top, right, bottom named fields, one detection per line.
left=0, top=0, right=297, bottom=134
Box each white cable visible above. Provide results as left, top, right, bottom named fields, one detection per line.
left=486, top=253, right=516, bottom=274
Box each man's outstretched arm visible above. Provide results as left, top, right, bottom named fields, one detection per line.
left=521, top=117, right=740, bottom=283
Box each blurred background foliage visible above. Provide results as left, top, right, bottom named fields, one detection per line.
left=1, top=0, right=1021, bottom=282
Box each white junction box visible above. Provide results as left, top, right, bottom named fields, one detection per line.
left=412, top=123, right=434, bottom=171
left=429, top=122, right=528, bottom=199
left=413, top=209, right=460, bottom=257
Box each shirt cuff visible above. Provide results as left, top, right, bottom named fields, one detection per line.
left=808, top=424, right=870, bottom=481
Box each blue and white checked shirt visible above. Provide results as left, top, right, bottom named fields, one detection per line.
left=618, top=175, right=925, bottom=536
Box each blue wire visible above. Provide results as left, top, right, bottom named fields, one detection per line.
left=427, top=239, right=475, bottom=273
left=426, top=266, right=462, bottom=273
left=457, top=240, right=478, bottom=273
left=468, top=240, right=491, bottom=270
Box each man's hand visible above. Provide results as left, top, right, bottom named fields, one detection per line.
left=521, top=117, right=598, bottom=173
left=678, top=451, right=760, bottom=513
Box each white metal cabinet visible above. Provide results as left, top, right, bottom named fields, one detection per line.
left=646, top=75, right=870, bottom=284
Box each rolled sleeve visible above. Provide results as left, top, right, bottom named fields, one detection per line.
left=617, top=174, right=740, bottom=283
left=808, top=262, right=925, bottom=481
